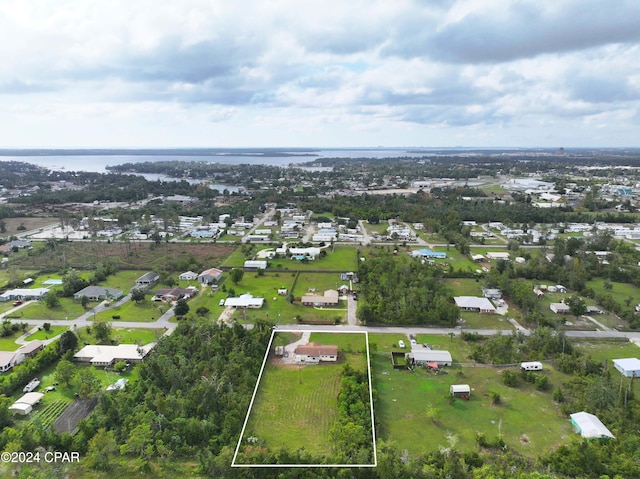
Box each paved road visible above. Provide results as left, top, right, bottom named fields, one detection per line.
left=241, top=207, right=275, bottom=244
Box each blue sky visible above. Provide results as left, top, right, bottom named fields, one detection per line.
left=1, top=0, right=639, bottom=148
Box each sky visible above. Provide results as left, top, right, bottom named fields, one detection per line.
left=1, top=0, right=640, bottom=149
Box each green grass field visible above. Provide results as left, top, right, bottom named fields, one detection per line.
left=24, top=326, right=69, bottom=341
left=586, top=279, right=640, bottom=306
left=75, top=326, right=162, bottom=346
left=372, top=352, right=571, bottom=457
left=94, top=298, right=165, bottom=322
left=0, top=330, right=28, bottom=351
left=15, top=298, right=86, bottom=321
left=240, top=332, right=370, bottom=460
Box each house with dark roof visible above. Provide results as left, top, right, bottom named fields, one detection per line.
left=154, top=286, right=197, bottom=302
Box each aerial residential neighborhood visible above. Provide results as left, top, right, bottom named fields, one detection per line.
left=4, top=149, right=640, bottom=476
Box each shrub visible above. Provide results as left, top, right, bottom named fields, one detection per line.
left=502, top=370, right=519, bottom=387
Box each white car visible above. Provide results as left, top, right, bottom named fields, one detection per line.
left=398, top=340, right=406, bottom=349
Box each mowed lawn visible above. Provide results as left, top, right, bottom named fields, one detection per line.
left=244, top=361, right=342, bottom=456
left=242, top=332, right=370, bottom=458
left=372, top=352, right=572, bottom=457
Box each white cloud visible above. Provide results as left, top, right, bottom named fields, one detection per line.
left=0, top=0, right=638, bottom=147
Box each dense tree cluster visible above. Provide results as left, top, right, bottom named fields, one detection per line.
left=358, top=252, right=459, bottom=325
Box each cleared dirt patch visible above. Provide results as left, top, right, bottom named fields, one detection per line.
left=53, top=397, right=99, bottom=434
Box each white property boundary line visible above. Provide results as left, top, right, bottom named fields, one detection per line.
left=232, top=328, right=377, bottom=468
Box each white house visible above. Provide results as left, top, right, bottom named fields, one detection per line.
left=224, top=294, right=265, bottom=309
left=179, top=271, right=198, bottom=281
left=294, top=343, right=338, bottom=363
left=454, top=296, right=496, bottom=314
left=74, top=343, right=156, bottom=366
left=0, top=288, right=49, bottom=302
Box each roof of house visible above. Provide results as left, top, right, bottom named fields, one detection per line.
left=570, top=412, right=615, bottom=439
left=409, top=349, right=453, bottom=362
left=155, top=287, right=197, bottom=298
left=137, top=272, right=159, bottom=283
left=613, top=358, right=640, bottom=372
left=17, top=340, right=43, bottom=355
left=550, top=302, right=570, bottom=311
left=74, top=285, right=123, bottom=298
left=0, top=351, right=16, bottom=367
left=74, top=343, right=156, bottom=363
left=0, top=288, right=50, bottom=299
left=198, top=268, right=223, bottom=278
left=295, top=342, right=338, bottom=357
left=301, top=289, right=339, bottom=304
left=179, top=271, right=198, bottom=277
left=454, top=296, right=496, bottom=311
left=224, top=294, right=264, bottom=308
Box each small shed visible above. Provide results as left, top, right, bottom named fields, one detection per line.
left=450, top=384, right=470, bottom=400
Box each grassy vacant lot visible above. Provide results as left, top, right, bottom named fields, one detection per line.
left=18, top=298, right=86, bottom=321
left=372, top=352, right=571, bottom=457
left=571, top=339, right=639, bottom=364
left=294, top=272, right=347, bottom=297
left=94, top=298, right=164, bottom=323
left=75, top=326, right=162, bottom=346
left=446, top=278, right=485, bottom=296
left=586, top=279, right=640, bottom=306
left=241, top=332, right=369, bottom=459
left=25, top=326, right=68, bottom=341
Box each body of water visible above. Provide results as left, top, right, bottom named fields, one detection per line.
left=0, top=148, right=435, bottom=173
